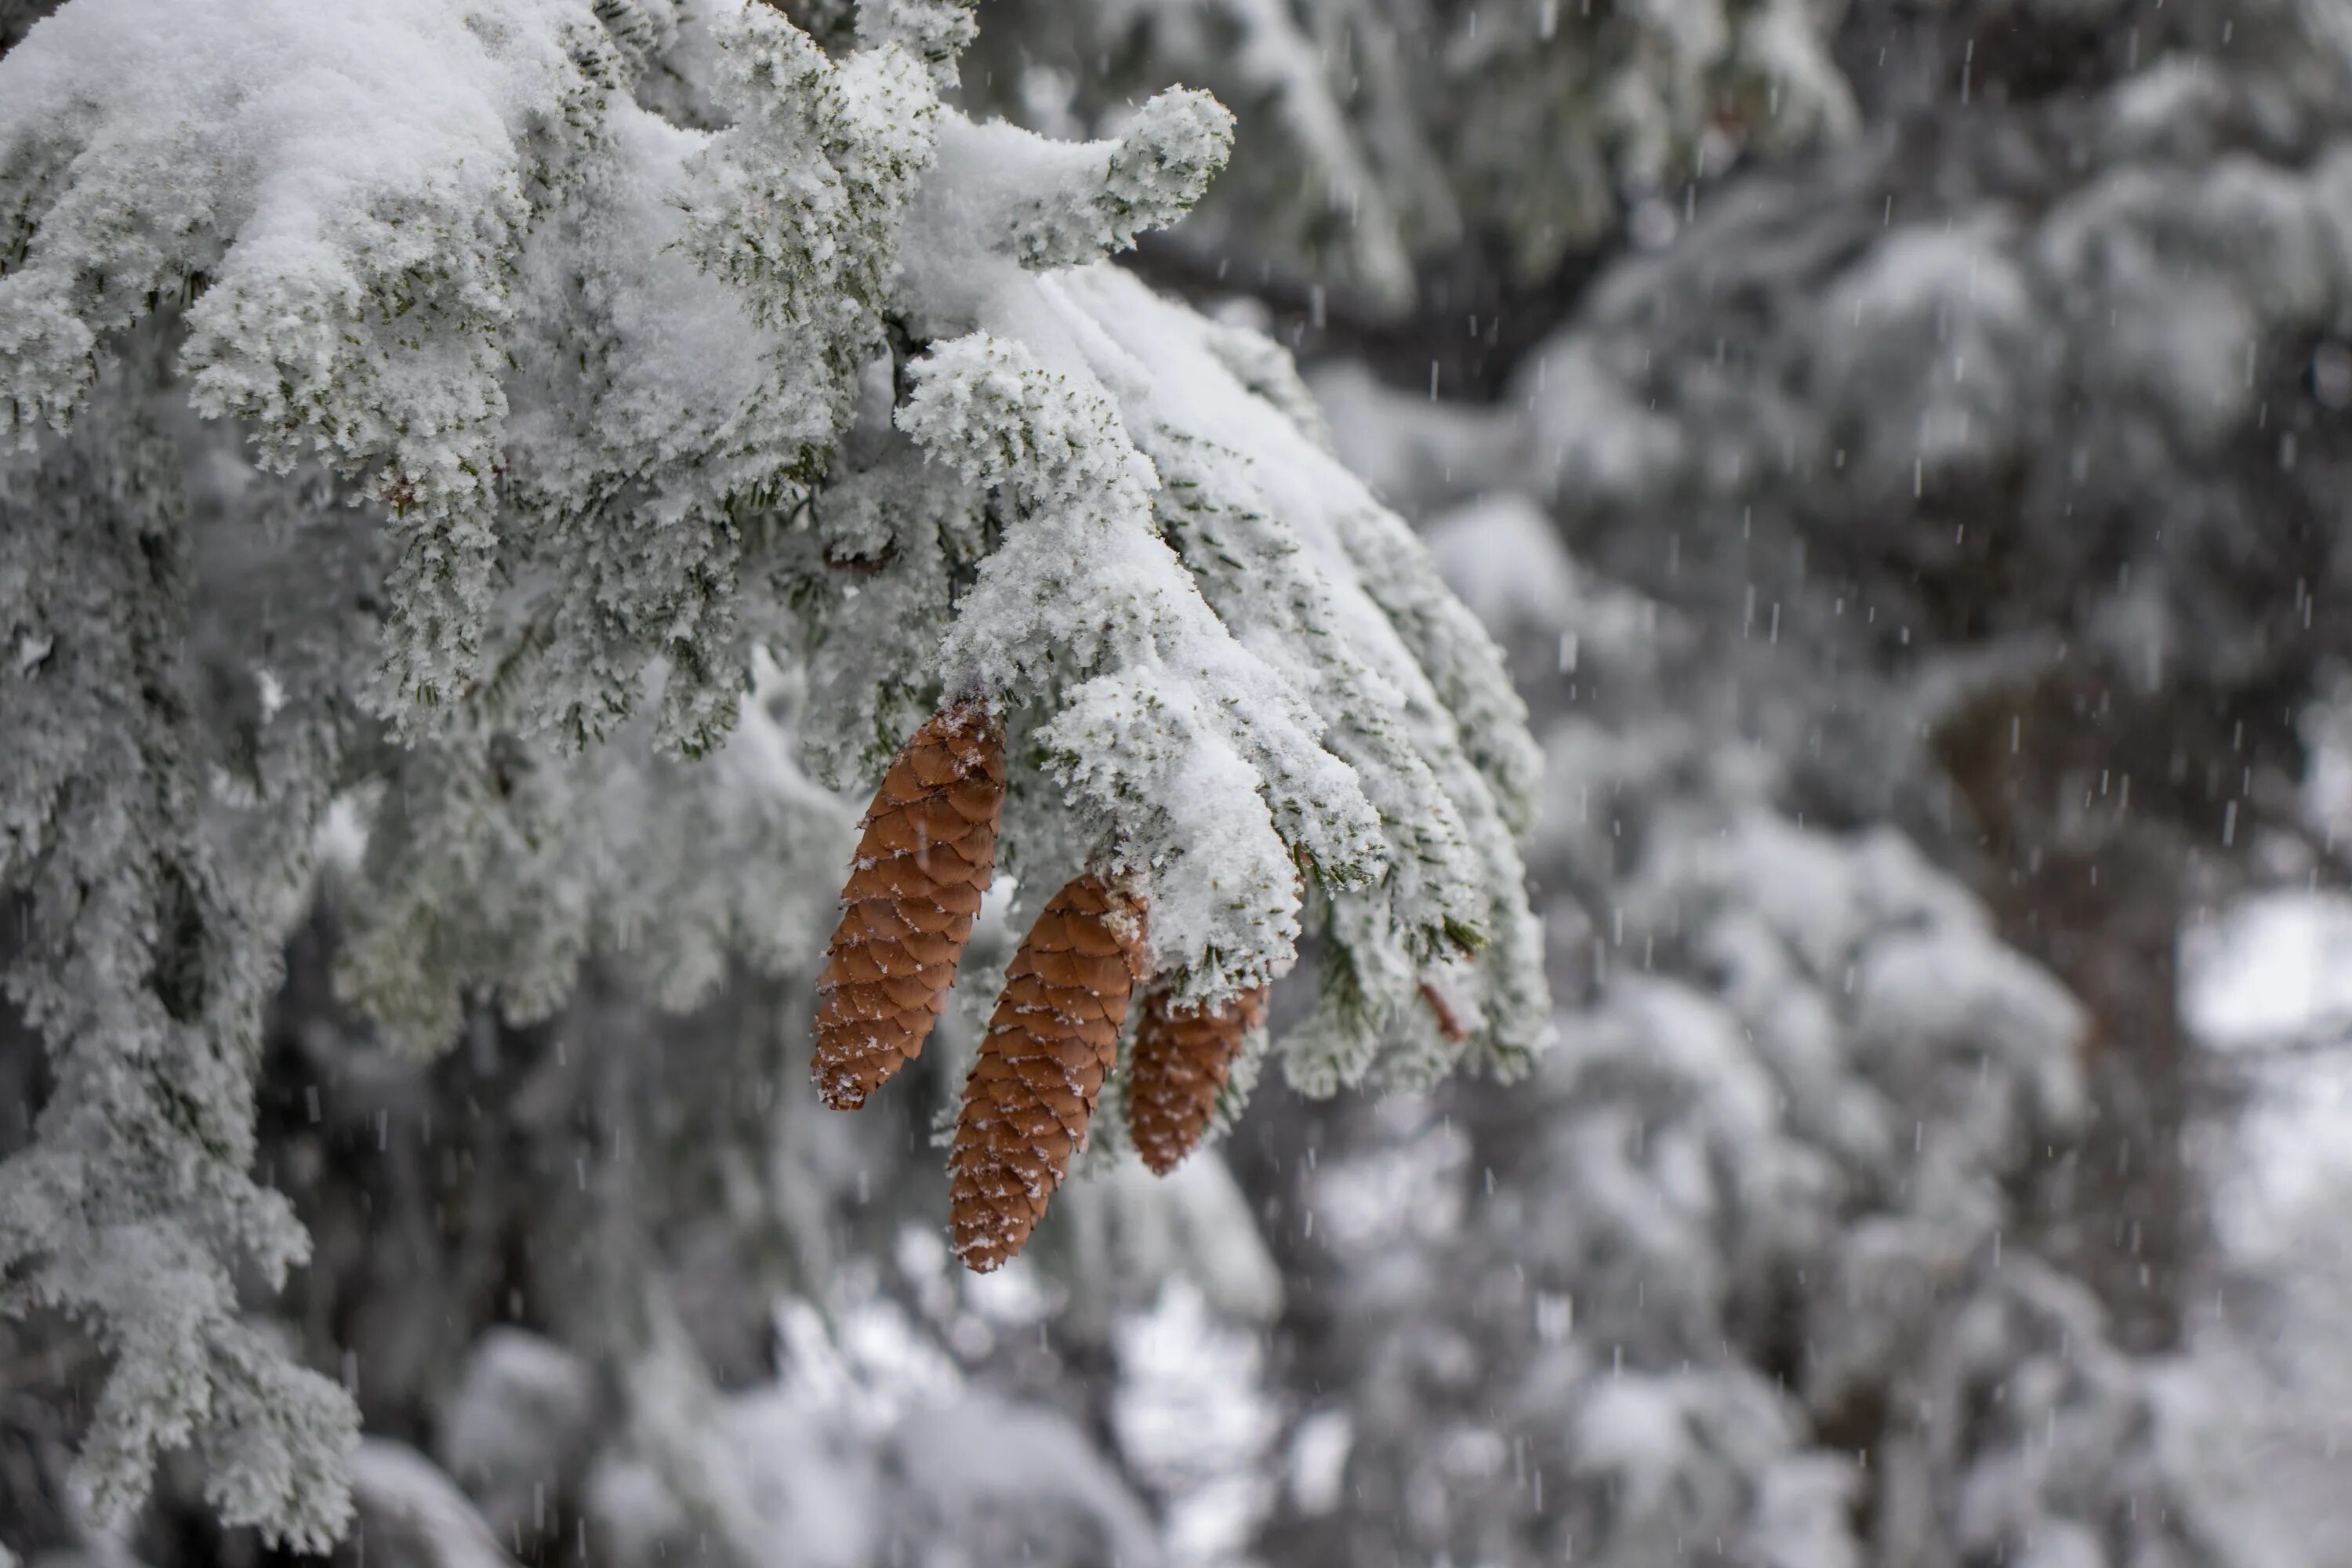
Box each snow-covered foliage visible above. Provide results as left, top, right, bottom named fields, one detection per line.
left=347, top=1440, right=515, bottom=1568
left=1477, top=0, right=2352, bottom=1384
left=0, top=0, right=1545, bottom=1547
left=381, top=1266, right=1173, bottom=1568
left=1259, top=503, right=2274, bottom=1566
left=0, top=379, right=359, bottom=1549
left=579, top=1291, right=1163, bottom=1568
left=964, top=0, right=1856, bottom=306
left=0, top=846, right=1286, bottom=1567
left=15, top=0, right=2347, bottom=1562
left=1501, top=0, right=2352, bottom=843
left=887, top=270, right=1544, bottom=1076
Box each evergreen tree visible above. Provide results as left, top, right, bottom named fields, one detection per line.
left=0, top=0, right=1544, bottom=1553
left=9, top=0, right=2339, bottom=1561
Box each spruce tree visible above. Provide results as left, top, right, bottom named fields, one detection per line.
left=0, top=0, right=1546, bottom=1549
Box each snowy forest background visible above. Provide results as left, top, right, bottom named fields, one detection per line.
left=8, top=0, right=2352, bottom=1563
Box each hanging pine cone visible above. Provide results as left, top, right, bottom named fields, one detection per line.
left=1127, top=982, right=1269, bottom=1175
left=812, top=701, right=1005, bottom=1110
left=949, top=874, right=1148, bottom=1272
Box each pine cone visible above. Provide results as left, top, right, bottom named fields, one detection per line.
left=949, top=874, right=1148, bottom=1272
left=812, top=701, right=1005, bottom=1110
left=1127, top=982, right=1268, bottom=1175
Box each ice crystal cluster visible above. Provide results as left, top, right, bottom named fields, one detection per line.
left=0, top=0, right=1546, bottom=1545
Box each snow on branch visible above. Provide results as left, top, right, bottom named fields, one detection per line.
left=0, top=0, right=1549, bottom=1539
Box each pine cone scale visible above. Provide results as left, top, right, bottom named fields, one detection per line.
left=896, top=902, right=967, bottom=937
left=944, top=780, right=1002, bottom=821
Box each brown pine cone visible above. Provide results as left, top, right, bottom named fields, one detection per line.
left=949, top=874, right=1148, bottom=1272
left=812, top=701, right=1005, bottom=1110
left=1127, top=982, right=1269, bottom=1175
